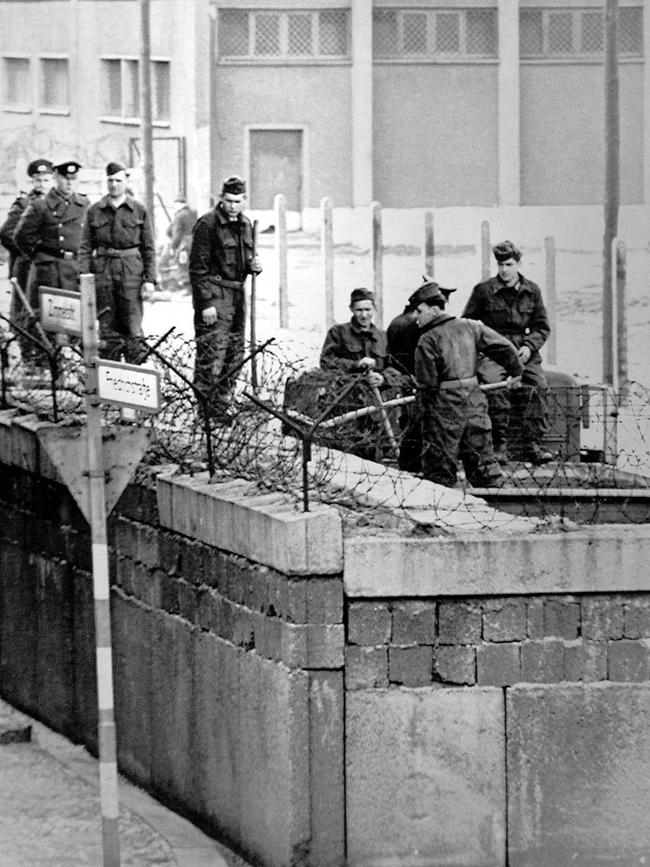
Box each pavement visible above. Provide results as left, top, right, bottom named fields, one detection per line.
left=0, top=700, right=252, bottom=867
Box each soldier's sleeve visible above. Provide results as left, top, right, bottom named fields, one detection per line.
left=414, top=334, right=440, bottom=391
left=476, top=321, right=523, bottom=378
left=461, top=283, right=483, bottom=320
left=522, top=285, right=550, bottom=354
left=139, top=206, right=157, bottom=283
left=12, top=199, right=41, bottom=258
left=320, top=326, right=356, bottom=372
left=0, top=196, right=26, bottom=257
left=77, top=208, right=94, bottom=274
left=188, top=217, right=220, bottom=309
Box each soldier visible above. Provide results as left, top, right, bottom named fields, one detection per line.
left=0, top=159, right=53, bottom=358
left=463, top=240, right=553, bottom=465
left=78, top=162, right=156, bottom=363
left=189, top=175, right=262, bottom=419
left=412, top=282, right=523, bottom=489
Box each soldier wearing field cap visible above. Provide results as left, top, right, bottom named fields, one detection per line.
left=411, top=280, right=523, bottom=489
left=0, top=159, right=53, bottom=359
left=189, top=175, right=262, bottom=419
left=13, top=160, right=88, bottom=299
left=79, top=161, right=156, bottom=363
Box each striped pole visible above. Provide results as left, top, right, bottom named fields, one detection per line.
left=80, top=274, right=121, bottom=867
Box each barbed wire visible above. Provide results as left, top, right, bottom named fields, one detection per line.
left=2, top=321, right=650, bottom=528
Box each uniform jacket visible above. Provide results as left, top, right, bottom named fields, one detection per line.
left=414, top=316, right=522, bottom=394
left=462, top=275, right=550, bottom=359
left=13, top=187, right=88, bottom=260
left=0, top=189, right=44, bottom=282
left=386, top=309, right=419, bottom=376
left=320, top=319, right=406, bottom=389
left=78, top=195, right=156, bottom=282
left=189, top=205, right=255, bottom=312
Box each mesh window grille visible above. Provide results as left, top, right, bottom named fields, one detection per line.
left=373, top=7, right=497, bottom=59
left=219, top=9, right=349, bottom=60
left=521, top=7, right=643, bottom=58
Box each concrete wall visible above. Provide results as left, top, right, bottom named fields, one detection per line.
left=2, top=410, right=650, bottom=865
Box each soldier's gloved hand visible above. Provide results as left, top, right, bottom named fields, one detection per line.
left=141, top=282, right=155, bottom=302
left=202, top=305, right=217, bottom=325
left=358, top=356, right=376, bottom=370
left=250, top=255, right=263, bottom=275
left=518, top=345, right=531, bottom=364
left=368, top=371, right=384, bottom=387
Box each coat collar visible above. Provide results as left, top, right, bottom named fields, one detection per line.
left=97, top=194, right=136, bottom=211
left=494, top=274, right=533, bottom=294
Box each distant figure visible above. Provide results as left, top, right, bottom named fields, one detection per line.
left=189, top=175, right=262, bottom=420
left=412, top=282, right=523, bottom=488
left=79, top=162, right=156, bottom=363
left=166, top=197, right=197, bottom=255
left=463, top=240, right=552, bottom=465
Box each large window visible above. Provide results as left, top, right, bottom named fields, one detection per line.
left=373, top=8, right=498, bottom=60
left=3, top=56, right=31, bottom=109
left=101, top=57, right=170, bottom=123
left=219, top=9, right=350, bottom=60
left=39, top=57, right=69, bottom=112
left=520, top=7, right=643, bottom=59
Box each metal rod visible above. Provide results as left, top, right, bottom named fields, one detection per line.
left=250, top=219, right=259, bottom=391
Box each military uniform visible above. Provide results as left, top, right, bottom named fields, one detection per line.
left=414, top=304, right=522, bottom=488
left=79, top=194, right=156, bottom=362
left=462, top=274, right=550, bottom=459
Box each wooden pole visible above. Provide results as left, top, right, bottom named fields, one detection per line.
left=274, top=193, right=288, bottom=328
left=321, top=197, right=334, bottom=329
left=80, top=274, right=121, bottom=867
left=250, top=219, right=258, bottom=391
left=140, top=0, right=155, bottom=237
left=544, top=236, right=557, bottom=366
left=424, top=211, right=435, bottom=278
left=616, top=239, right=628, bottom=397
left=371, top=201, right=383, bottom=327
left=481, top=221, right=491, bottom=280
left=603, top=0, right=620, bottom=385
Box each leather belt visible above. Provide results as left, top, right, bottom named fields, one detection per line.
left=439, top=376, right=479, bottom=390
left=38, top=248, right=77, bottom=260
left=215, top=276, right=245, bottom=289
left=96, top=246, right=140, bottom=257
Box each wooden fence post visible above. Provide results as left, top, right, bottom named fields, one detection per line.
left=371, top=201, right=383, bottom=327
left=481, top=220, right=491, bottom=280
left=545, top=236, right=557, bottom=366
left=424, top=211, right=435, bottom=278
left=274, top=193, right=288, bottom=328
left=616, top=239, right=628, bottom=400
left=321, top=197, right=334, bottom=330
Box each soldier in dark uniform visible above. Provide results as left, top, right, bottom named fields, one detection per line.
left=0, top=159, right=53, bottom=357
left=189, top=175, right=262, bottom=419
left=412, top=283, right=523, bottom=489
left=78, top=162, right=156, bottom=363
left=462, top=240, right=552, bottom=465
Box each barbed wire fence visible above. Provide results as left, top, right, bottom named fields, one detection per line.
left=1, top=303, right=650, bottom=527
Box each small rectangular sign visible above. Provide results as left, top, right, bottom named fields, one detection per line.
left=97, top=360, right=161, bottom=413
left=39, top=286, right=82, bottom=335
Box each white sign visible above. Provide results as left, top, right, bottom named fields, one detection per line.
left=97, top=360, right=161, bottom=413
left=39, top=286, right=82, bottom=335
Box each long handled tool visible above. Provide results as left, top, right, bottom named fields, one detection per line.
left=250, top=219, right=259, bottom=391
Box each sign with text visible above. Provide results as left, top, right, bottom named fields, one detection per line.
left=97, top=360, right=161, bottom=413
left=39, top=286, right=82, bottom=335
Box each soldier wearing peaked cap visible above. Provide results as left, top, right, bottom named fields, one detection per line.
left=79, top=161, right=156, bottom=364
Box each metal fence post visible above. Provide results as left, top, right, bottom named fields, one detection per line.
left=274, top=193, right=288, bottom=328
left=545, top=235, right=557, bottom=366
left=321, top=197, right=334, bottom=330
left=481, top=220, right=491, bottom=281
left=371, top=201, right=383, bottom=327
left=424, top=211, right=435, bottom=278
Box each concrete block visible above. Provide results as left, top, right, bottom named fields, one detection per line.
left=0, top=409, right=19, bottom=465
left=520, top=640, right=565, bottom=683
left=12, top=415, right=60, bottom=480
left=483, top=599, right=527, bottom=642
left=624, top=596, right=650, bottom=638
left=507, top=684, right=650, bottom=866
left=526, top=599, right=544, bottom=639
left=438, top=601, right=481, bottom=645
left=608, top=639, right=650, bottom=681
left=346, top=687, right=506, bottom=867
left=348, top=602, right=391, bottom=646
left=345, top=646, right=389, bottom=690
left=237, top=652, right=310, bottom=867
left=477, top=644, right=520, bottom=686
left=564, top=640, right=607, bottom=682
left=543, top=598, right=580, bottom=640
left=434, top=645, right=477, bottom=685
left=388, top=646, right=433, bottom=687
left=582, top=596, right=625, bottom=639
left=392, top=601, right=437, bottom=645
left=71, top=567, right=97, bottom=748
left=0, top=544, right=39, bottom=714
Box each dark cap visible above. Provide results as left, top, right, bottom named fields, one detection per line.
left=27, top=159, right=53, bottom=176
left=407, top=276, right=456, bottom=310
left=221, top=175, right=246, bottom=195
left=53, top=161, right=82, bottom=177
left=492, top=240, right=522, bottom=262
left=106, top=161, right=128, bottom=176
left=350, top=287, right=375, bottom=306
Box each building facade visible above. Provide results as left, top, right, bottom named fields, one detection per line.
left=1, top=0, right=648, bottom=213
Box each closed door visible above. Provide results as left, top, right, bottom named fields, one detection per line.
left=249, top=129, right=302, bottom=211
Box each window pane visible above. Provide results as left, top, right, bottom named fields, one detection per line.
left=548, top=12, right=573, bottom=54
left=40, top=58, right=68, bottom=107
left=152, top=60, right=170, bottom=121
left=288, top=14, right=313, bottom=56
left=255, top=14, right=280, bottom=56
left=435, top=12, right=460, bottom=54
left=319, top=10, right=348, bottom=56
left=581, top=11, right=603, bottom=53
left=520, top=10, right=543, bottom=56
left=101, top=59, right=121, bottom=115
left=373, top=10, right=397, bottom=58
left=619, top=7, right=643, bottom=55
left=467, top=9, right=497, bottom=56
left=403, top=13, right=428, bottom=55
left=4, top=57, right=30, bottom=104
left=124, top=59, right=139, bottom=116
left=219, top=10, right=249, bottom=57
